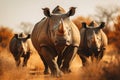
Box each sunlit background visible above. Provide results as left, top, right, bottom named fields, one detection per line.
left=0, top=0, right=120, bottom=32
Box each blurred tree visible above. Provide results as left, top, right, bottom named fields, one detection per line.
left=114, top=15, right=120, bottom=32
left=93, top=5, right=120, bottom=31
left=113, top=15, right=120, bottom=51
left=19, top=22, right=34, bottom=34
left=105, top=15, right=120, bottom=53
left=93, top=5, right=120, bottom=34
left=73, top=16, right=93, bottom=29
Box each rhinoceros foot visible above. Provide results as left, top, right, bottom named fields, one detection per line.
left=61, top=67, right=71, bottom=74
left=44, top=70, right=49, bottom=74
left=51, top=70, right=63, bottom=78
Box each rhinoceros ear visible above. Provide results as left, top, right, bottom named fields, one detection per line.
left=82, top=22, right=87, bottom=28
left=66, top=7, right=76, bottom=17
left=14, top=34, right=19, bottom=39
left=98, top=22, right=105, bottom=29
left=26, top=34, right=31, bottom=39
left=89, top=21, right=94, bottom=26
left=42, top=7, right=51, bottom=17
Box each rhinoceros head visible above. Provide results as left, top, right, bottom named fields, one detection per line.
left=14, top=33, right=30, bottom=54
left=42, top=6, right=76, bottom=46
left=82, top=22, right=105, bottom=51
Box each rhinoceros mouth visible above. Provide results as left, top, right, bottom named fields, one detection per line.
left=89, top=47, right=101, bottom=52
left=55, top=40, right=70, bottom=46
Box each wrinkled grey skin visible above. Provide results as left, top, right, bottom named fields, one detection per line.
left=31, top=6, right=80, bottom=77
left=77, top=22, right=108, bottom=66
left=9, top=33, right=31, bottom=67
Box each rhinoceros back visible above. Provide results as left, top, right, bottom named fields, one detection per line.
left=31, top=18, right=51, bottom=51
left=9, top=36, right=18, bottom=55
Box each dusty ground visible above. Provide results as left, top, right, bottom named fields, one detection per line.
left=0, top=49, right=82, bottom=80
left=0, top=46, right=119, bottom=80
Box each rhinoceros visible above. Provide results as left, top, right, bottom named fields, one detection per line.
left=9, top=33, right=31, bottom=67
left=31, top=6, right=80, bottom=77
left=77, top=21, right=108, bottom=66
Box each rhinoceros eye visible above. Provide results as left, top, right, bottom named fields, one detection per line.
left=97, top=37, right=101, bottom=40
left=53, top=25, right=58, bottom=30
left=53, top=23, right=60, bottom=30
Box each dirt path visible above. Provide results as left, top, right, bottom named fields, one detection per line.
left=27, top=54, right=82, bottom=80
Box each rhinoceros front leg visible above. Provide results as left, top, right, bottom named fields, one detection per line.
left=22, top=52, right=30, bottom=67
left=77, top=50, right=89, bottom=66
left=57, top=54, right=63, bottom=68
left=61, top=46, right=78, bottom=73
left=57, top=47, right=67, bottom=68
left=39, top=54, right=49, bottom=74
left=15, top=57, right=21, bottom=67
left=14, top=52, right=21, bottom=67
left=78, top=53, right=87, bottom=66
left=40, top=46, right=63, bottom=77
left=95, top=49, right=105, bottom=63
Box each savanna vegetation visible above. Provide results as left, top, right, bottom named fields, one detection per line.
left=0, top=27, right=13, bottom=52
left=0, top=5, right=120, bottom=80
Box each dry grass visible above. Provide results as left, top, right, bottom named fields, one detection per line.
left=77, top=54, right=120, bottom=80
left=0, top=50, right=28, bottom=80
left=0, top=49, right=45, bottom=80
left=75, top=44, right=120, bottom=80
left=1, top=45, right=120, bottom=80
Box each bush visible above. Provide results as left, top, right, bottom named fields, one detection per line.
left=0, top=27, right=13, bottom=51
left=79, top=54, right=120, bottom=80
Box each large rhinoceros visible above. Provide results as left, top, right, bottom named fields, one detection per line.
left=77, top=21, right=108, bottom=66
left=9, top=33, right=31, bottom=67
left=31, top=6, right=80, bottom=77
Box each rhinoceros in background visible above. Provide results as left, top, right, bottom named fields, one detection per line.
left=77, top=21, right=108, bottom=66
left=9, top=33, right=31, bottom=67
left=31, top=6, right=80, bottom=77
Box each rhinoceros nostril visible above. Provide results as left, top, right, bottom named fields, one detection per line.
left=55, top=39, right=67, bottom=45
left=55, top=40, right=58, bottom=43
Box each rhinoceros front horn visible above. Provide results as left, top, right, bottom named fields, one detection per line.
left=58, top=20, right=64, bottom=33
